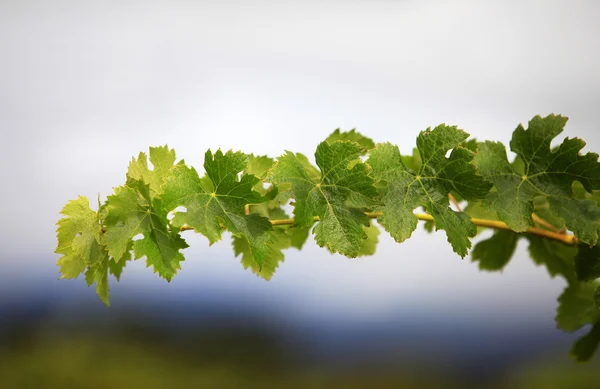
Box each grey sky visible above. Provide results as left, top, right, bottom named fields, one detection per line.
left=1, top=1, right=599, bottom=317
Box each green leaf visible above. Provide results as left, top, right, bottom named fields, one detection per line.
left=126, top=145, right=177, bottom=197
left=474, top=115, right=600, bottom=245
left=325, top=222, right=379, bottom=257
left=355, top=223, right=380, bottom=257
left=296, top=152, right=321, bottom=182
left=270, top=208, right=310, bottom=250
left=471, top=230, right=519, bottom=271
left=55, top=196, right=121, bottom=305
left=107, top=241, right=133, bottom=282
left=400, top=148, right=422, bottom=172
left=245, top=155, right=290, bottom=215
left=232, top=204, right=310, bottom=279
left=232, top=229, right=286, bottom=280
left=288, top=227, right=309, bottom=250
left=532, top=196, right=566, bottom=230
left=595, top=286, right=600, bottom=309
left=556, top=283, right=600, bottom=333
left=326, top=129, right=375, bottom=150
left=241, top=155, right=312, bottom=271
left=423, top=220, right=435, bottom=233
left=245, top=154, right=275, bottom=180
left=108, top=256, right=127, bottom=282
left=461, top=138, right=479, bottom=153
left=527, top=235, right=578, bottom=285
left=162, top=149, right=275, bottom=269
left=55, top=196, right=103, bottom=279
left=367, top=126, right=492, bottom=257
left=103, top=180, right=188, bottom=281
left=575, top=244, right=600, bottom=282
left=573, top=181, right=600, bottom=206
left=85, top=251, right=110, bottom=306
left=268, top=141, right=379, bottom=257
left=571, top=321, right=600, bottom=362
left=463, top=200, right=497, bottom=235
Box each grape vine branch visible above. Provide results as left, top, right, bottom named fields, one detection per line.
left=179, top=212, right=577, bottom=245
left=55, top=114, right=600, bottom=362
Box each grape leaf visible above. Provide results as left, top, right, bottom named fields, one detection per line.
left=401, top=147, right=422, bottom=172
left=474, top=114, right=600, bottom=245
left=85, top=251, right=110, bottom=306
left=55, top=196, right=103, bottom=279
left=325, top=222, right=380, bottom=257
left=573, top=181, right=600, bottom=205
left=247, top=193, right=311, bottom=251
left=233, top=204, right=309, bottom=279
left=238, top=156, right=311, bottom=277
left=326, top=129, right=375, bottom=150
left=571, top=321, right=600, bottom=362
left=367, top=126, right=492, bottom=257
left=107, top=239, right=133, bottom=282
left=461, top=139, right=479, bottom=153
left=532, top=196, right=566, bottom=230
left=232, top=229, right=286, bottom=280
left=295, top=153, right=321, bottom=182
left=233, top=209, right=312, bottom=281
left=472, top=231, right=579, bottom=280
left=288, top=225, right=310, bottom=250
left=103, top=180, right=188, bottom=281
left=463, top=200, right=497, bottom=235
left=356, top=223, right=380, bottom=257
left=267, top=208, right=310, bottom=250
left=575, top=244, right=600, bottom=282
left=268, top=141, right=379, bottom=257
left=126, top=145, right=177, bottom=197
left=162, top=150, right=276, bottom=269
left=556, top=283, right=600, bottom=332
left=471, top=230, right=519, bottom=271
left=246, top=153, right=318, bottom=223
left=423, top=220, right=435, bottom=233
left=448, top=139, right=479, bottom=204
left=246, top=154, right=275, bottom=180
left=245, top=155, right=290, bottom=214
left=527, top=235, right=578, bottom=285
left=108, top=253, right=128, bottom=281
left=464, top=157, right=533, bottom=234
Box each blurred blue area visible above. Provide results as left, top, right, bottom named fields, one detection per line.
left=1, top=254, right=598, bottom=388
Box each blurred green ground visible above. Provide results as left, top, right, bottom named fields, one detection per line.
left=1, top=321, right=598, bottom=389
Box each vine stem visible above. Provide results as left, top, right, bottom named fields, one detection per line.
left=448, top=194, right=463, bottom=212
left=180, top=211, right=578, bottom=246
left=531, top=213, right=561, bottom=233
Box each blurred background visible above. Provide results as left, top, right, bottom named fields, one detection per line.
left=1, top=1, right=600, bottom=387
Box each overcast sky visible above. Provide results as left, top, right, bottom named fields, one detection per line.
left=1, top=0, right=599, bottom=319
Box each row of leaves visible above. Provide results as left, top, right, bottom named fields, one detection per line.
left=56, top=114, right=600, bottom=361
